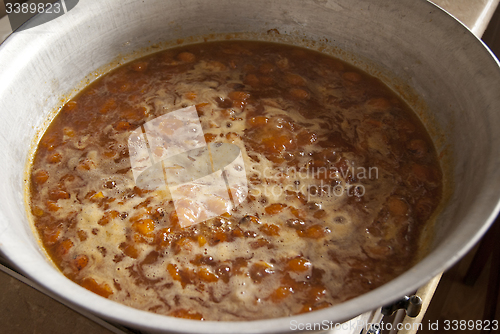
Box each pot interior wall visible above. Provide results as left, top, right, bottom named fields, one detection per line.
left=0, top=0, right=499, bottom=333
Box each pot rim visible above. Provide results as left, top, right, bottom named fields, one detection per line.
left=0, top=0, right=500, bottom=333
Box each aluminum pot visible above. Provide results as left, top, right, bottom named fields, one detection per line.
left=0, top=0, right=499, bottom=333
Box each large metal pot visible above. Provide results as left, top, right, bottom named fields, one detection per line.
left=0, top=0, right=499, bottom=333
